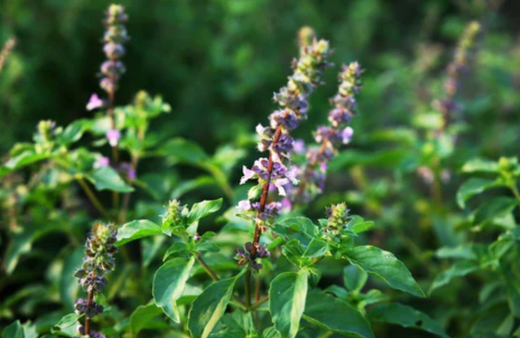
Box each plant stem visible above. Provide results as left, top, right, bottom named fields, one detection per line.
left=196, top=251, right=220, bottom=282
left=244, top=269, right=252, bottom=307
left=77, top=178, right=112, bottom=220
left=249, top=295, right=269, bottom=311
left=84, top=288, right=94, bottom=336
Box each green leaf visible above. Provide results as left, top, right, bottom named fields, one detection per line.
left=457, top=178, right=504, bottom=209
left=429, top=260, right=479, bottom=293
left=269, top=270, right=308, bottom=338
left=303, top=291, right=374, bottom=338
left=51, top=313, right=81, bottom=336
left=344, top=265, right=368, bottom=292
left=345, top=245, right=425, bottom=298
left=59, top=247, right=83, bottom=309
left=5, top=231, right=33, bottom=275
left=350, top=216, right=375, bottom=234
left=117, top=220, right=162, bottom=246
left=153, top=256, right=195, bottom=323
left=188, top=198, right=223, bottom=225
left=3, top=321, right=24, bottom=338
left=130, top=303, right=164, bottom=336
left=461, top=158, right=500, bottom=173
left=474, top=197, right=519, bottom=225
left=161, top=138, right=209, bottom=165
left=436, top=245, right=476, bottom=260
left=368, top=303, right=449, bottom=338
left=188, top=271, right=245, bottom=338
left=87, top=166, right=134, bottom=193
left=3, top=150, right=51, bottom=170
left=58, top=119, right=92, bottom=145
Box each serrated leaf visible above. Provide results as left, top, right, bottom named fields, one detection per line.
left=188, top=270, right=245, bottom=338
left=117, top=220, right=162, bottom=246
left=153, top=256, right=195, bottom=323
left=345, top=245, right=425, bottom=297
left=303, top=291, right=374, bottom=338
left=269, top=270, right=308, bottom=338
left=88, top=166, right=134, bottom=193
left=457, top=178, right=503, bottom=209
left=368, top=303, right=448, bottom=338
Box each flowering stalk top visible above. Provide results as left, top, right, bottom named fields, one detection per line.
left=238, top=34, right=332, bottom=260
left=288, top=61, right=363, bottom=205
left=73, top=222, right=118, bottom=338
left=435, top=21, right=481, bottom=132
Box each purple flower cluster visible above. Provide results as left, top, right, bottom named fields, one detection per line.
left=73, top=222, right=117, bottom=336
left=289, top=62, right=363, bottom=204
left=237, top=37, right=332, bottom=226
left=100, top=5, right=128, bottom=94
left=434, top=21, right=480, bottom=131
left=236, top=242, right=271, bottom=270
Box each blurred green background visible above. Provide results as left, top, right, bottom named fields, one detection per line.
left=2, top=0, right=519, bottom=155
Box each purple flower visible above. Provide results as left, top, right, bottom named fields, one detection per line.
left=106, top=129, right=121, bottom=147
left=240, top=166, right=256, bottom=185
left=94, top=156, right=110, bottom=169
left=87, top=93, right=105, bottom=111
left=293, top=139, right=306, bottom=154
left=119, top=162, right=136, bottom=180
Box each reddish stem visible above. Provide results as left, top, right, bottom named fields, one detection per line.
left=84, top=288, right=94, bottom=336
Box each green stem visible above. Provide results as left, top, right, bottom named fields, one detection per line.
left=77, top=178, right=112, bottom=220
left=249, top=295, right=269, bottom=311
left=245, top=269, right=252, bottom=308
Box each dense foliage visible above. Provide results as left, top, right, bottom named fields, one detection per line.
left=1, top=1, right=520, bottom=337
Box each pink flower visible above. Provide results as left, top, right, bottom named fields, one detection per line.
left=240, top=166, right=256, bottom=185
left=94, top=156, right=110, bottom=168
left=106, top=129, right=121, bottom=147
left=293, top=139, right=306, bottom=154
left=86, top=93, right=105, bottom=111
left=341, top=126, right=354, bottom=144
left=237, top=200, right=251, bottom=212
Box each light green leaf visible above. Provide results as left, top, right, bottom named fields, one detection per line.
left=3, top=321, right=24, bottom=338
left=430, top=260, right=479, bottom=293
left=350, top=216, right=375, bottom=234
left=130, top=303, right=165, bottom=336
left=436, top=245, right=476, bottom=260
left=269, top=270, right=308, bottom=338
left=345, top=245, right=425, bottom=297
left=457, top=178, right=504, bottom=209
left=153, top=256, right=195, bottom=323
left=51, top=313, right=81, bottom=336
left=3, top=150, right=51, bottom=170
left=368, top=303, right=448, bottom=338
left=188, top=199, right=223, bottom=225
left=303, top=291, right=374, bottom=338
left=188, top=270, right=245, bottom=338
left=461, top=159, right=499, bottom=173
left=87, top=166, right=134, bottom=193
left=58, top=119, right=92, bottom=145
left=117, top=220, right=162, bottom=246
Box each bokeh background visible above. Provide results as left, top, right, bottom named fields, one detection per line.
left=2, top=0, right=519, bottom=155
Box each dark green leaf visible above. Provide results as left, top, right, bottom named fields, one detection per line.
left=130, top=304, right=165, bottom=336
left=344, top=265, right=368, bottom=292
left=269, top=270, right=308, bottom=338
left=368, top=303, right=448, bottom=338
left=153, top=256, right=195, bottom=323
left=474, top=197, right=519, bottom=225
left=117, top=220, right=162, bottom=246
left=303, top=291, right=374, bottom=338
left=2, top=321, right=24, bottom=338
left=161, top=138, right=209, bottom=165
left=457, top=178, right=504, bottom=209
left=430, top=261, right=479, bottom=293
left=345, top=245, right=425, bottom=297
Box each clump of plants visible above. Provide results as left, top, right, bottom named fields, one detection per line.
left=2, top=2, right=520, bottom=338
